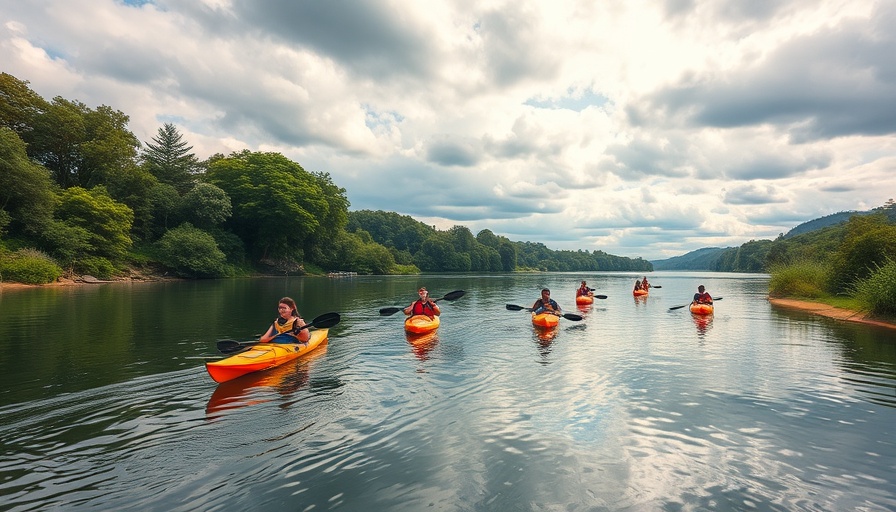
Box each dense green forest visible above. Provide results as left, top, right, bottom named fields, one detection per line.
left=0, top=73, right=649, bottom=284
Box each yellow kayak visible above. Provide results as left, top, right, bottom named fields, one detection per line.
left=206, top=329, right=329, bottom=383
left=532, top=312, right=560, bottom=329
left=689, top=303, right=714, bottom=315
left=404, top=314, right=440, bottom=334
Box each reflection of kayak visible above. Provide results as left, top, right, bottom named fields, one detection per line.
left=206, top=345, right=327, bottom=415
left=405, top=314, right=440, bottom=334
left=532, top=312, right=560, bottom=329
left=689, top=303, right=714, bottom=315
left=575, top=295, right=594, bottom=305
left=633, top=289, right=648, bottom=296
left=406, top=330, right=439, bottom=360
left=205, top=329, right=329, bottom=383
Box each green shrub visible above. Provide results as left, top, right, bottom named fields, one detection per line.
left=851, top=259, right=896, bottom=316
left=0, top=248, right=63, bottom=284
left=155, top=223, right=227, bottom=278
left=74, top=256, right=117, bottom=280
left=768, top=259, right=832, bottom=298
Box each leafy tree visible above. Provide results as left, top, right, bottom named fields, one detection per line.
left=79, top=105, right=141, bottom=188
left=319, top=230, right=396, bottom=274
left=831, top=213, right=896, bottom=292
left=42, top=219, right=93, bottom=274
left=347, top=210, right=434, bottom=253
left=142, top=123, right=199, bottom=193
left=498, top=241, right=517, bottom=271
left=26, top=97, right=87, bottom=189
left=0, top=128, right=56, bottom=237
left=206, top=150, right=338, bottom=262
left=155, top=223, right=228, bottom=278
left=25, top=97, right=140, bottom=190
left=0, top=73, right=48, bottom=136
left=140, top=182, right=181, bottom=241
left=180, top=182, right=231, bottom=229
left=53, top=186, right=134, bottom=261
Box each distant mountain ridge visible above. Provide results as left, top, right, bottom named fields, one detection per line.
left=783, top=210, right=864, bottom=238
left=651, top=207, right=888, bottom=271
left=650, top=247, right=733, bottom=271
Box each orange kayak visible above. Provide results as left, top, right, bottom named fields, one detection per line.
left=206, top=329, right=329, bottom=383
left=532, top=312, right=560, bottom=328
left=689, top=303, right=714, bottom=315
left=633, top=289, right=648, bottom=297
left=404, top=314, right=440, bottom=334
left=575, top=295, right=594, bottom=305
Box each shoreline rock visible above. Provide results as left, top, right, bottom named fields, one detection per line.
left=767, top=297, right=896, bottom=330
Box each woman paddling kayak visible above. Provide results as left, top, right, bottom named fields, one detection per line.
left=259, top=297, right=310, bottom=344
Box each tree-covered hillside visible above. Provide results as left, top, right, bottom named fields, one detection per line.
left=1, top=72, right=648, bottom=282
left=346, top=210, right=652, bottom=272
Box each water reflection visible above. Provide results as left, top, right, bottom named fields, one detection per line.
left=406, top=330, right=439, bottom=360
left=692, top=312, right=713, bottom=336
left=633, top=294, right=648, bottom=307
left=205, top=343, right=328, bottom=416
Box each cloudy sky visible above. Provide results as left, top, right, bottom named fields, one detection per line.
left=3, top=0, right=895, bottom=260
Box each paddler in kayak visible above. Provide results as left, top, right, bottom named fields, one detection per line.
left=259, top=297, right=311, bottom=343
left=692, top=285, right=713, bottom=305
left=576, top=281, right=593, bottom=298
left=533, top=288, right=562, bottom=316
left=403, top=287, right=441, bottom=319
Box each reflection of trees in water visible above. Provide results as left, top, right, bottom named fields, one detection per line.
left=817, top=321, right=896, bottom=408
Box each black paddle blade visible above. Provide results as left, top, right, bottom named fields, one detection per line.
left=308, top=312, right=341, bottom=329
left=379, top=306, right=403, bottom=316
left=563, top=313, right=583, bottom=321
left=594, top=295, right=608, bottom=299
left=651, top=285, right=662, bottom=289
left=216, top=339, right=249, bottom=354
left=506, top=304, right=528, bottom=311
left=668, top=304, right=689, bottom=311
left=437, top=290, right=465, bottom=302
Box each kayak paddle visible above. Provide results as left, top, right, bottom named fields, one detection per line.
left=505, top=303, right=583, bottom=321
left=669, top=297, right=722, bottom=311
left=216, top=312, right=341, bottom=354
left=583, top=289, right=609, bottom=298
left=379, top=290, right=465, bottom=316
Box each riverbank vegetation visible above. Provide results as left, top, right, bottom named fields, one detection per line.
left=0, top=73, right=649, bottom=285
left=767, top=207, right=896, bottom=318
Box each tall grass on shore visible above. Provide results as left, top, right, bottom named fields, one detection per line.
left=768, top=259, right=831, bottom=298
left=851, top=258, right=896, bottom=316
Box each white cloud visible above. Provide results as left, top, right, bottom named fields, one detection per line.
left=2, top=0, right=894, bottom=260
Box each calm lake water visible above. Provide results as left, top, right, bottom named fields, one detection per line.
left=1, top=272, right=895, bottom=511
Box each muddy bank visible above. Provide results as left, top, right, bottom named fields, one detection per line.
left=768, top=297, right=896, bottom=330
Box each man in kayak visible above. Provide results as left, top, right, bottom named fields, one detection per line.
left=641, top=276, right=650, bottom=290
left=259, top=297, right=311, bottom=343
left=576, top=281, right=593, bottom=297
left=533, top=288, right=562, bottom=315
left=404, top=287, right=441, bottom=319
left=693, top=285, right=713, bottom=305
